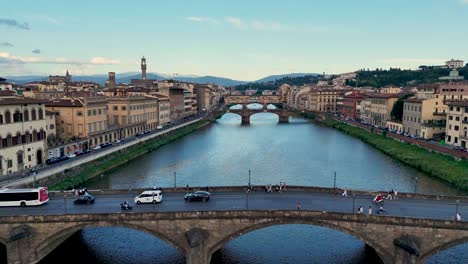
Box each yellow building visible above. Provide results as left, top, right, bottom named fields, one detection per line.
left=107, top=96, right=159, bottom=139
left=46, top=97, right=117, bottom=148
left=368, top=94, right=400, bottom=127
left=402, top=98, right=446, bottom=139
left=0, top=98, right=48, bottom=176
left=445, top=101, right=468, bottom=148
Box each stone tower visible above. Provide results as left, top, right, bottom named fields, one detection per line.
left=108, top=72, right=116, bottom=88
left=141, top=57, right=147, bottom=80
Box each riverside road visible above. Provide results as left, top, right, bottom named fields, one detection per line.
left=1, top=190, right=466, bottom=221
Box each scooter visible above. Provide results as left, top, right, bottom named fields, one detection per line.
left=120, top=203, right=132, bottom=210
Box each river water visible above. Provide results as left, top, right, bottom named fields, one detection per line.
left=39, top=109, right=467, bottom=264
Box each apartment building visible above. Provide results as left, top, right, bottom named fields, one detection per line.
left=107, top=96, right=158, bottom=139
left=368, top=94, right=400, bottom=127
left=402, top=98, right=446, bottom=139
left=46, top=97, right=117, bottom=148
left=341, top=91, right=366, bottom=118
left=445, top=101, right=468, bottom=148
left=446, top=59, right=464, bottom=69
left=0, top=98, right=48, bottom=176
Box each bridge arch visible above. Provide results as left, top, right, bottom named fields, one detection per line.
left=32, top=222, right=185, bottom=264
left=420, top=236, right=468, bottom=263
left=207, top=219, right=392, bottom=264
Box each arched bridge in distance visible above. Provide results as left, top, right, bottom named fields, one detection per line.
left=1, top=186, right=468, bottom=264
left=222, top=95, right=291, bottom=125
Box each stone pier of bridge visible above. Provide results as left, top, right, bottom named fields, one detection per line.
left=1, top=211, right=468, bottom=264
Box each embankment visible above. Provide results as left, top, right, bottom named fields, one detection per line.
left=306, top=114, right=468, bottom=192
left=48, top=120, right=210, bottom=190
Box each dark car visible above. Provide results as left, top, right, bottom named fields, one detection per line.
left=184, top=191, right=211, bottom=202
left=73, top=194, right=95, bottom=205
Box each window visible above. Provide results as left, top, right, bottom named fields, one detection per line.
left=121, top=106, right=126, bottom=111
left=7, top=160, right=12, bottom=168
left=455, top=137, right=458, bottom=144
left=23, top=110, right=29, bottom=121
left=456, top=116, right=460, bottom=121
left=98, top=109, right=102, bottom=115
left=88, top=110, right=92, bottom=116
left=77, top=111, right=83, bottom=116
left=50, top=124, right=54, bottom=129
left=17, top=151, right=23, bottom=165
left=93, top=110, right=97, bottom=115
left=5, top=111, right=11, bottom=123
left=113, top=106, right=118, bottom=111
left=457, top=107, right=461, bottom=111
left=38, top=109, right=44, bottom=120
left=450, top=107, right=454, bottom=111
left=455, top=126, right=459, bottom=131
left=449, top=116, right=453, bottom=120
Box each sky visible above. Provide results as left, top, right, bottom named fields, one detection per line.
left=1, top=0, right=468, bottom=81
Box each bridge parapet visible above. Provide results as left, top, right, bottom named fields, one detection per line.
left=1, top=210, right=468, bottom=264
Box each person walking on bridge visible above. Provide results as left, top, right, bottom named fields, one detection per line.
left=456, top=213, right=463, bottom=222
left=368, top=206, right=372, bottom=215
left=296, top=202, right=301, bottom=210
left=342, top=188, right=348, bottom=197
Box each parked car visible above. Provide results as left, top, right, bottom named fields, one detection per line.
left=46, top=156, right=69, bottom=165
left=157, top=126, right=163, bottom=130
left=67, top=153, right=77, bottom=158
left=134, top=190, right=163, bottom=204
left=100, top=142, right=112, bottom=148
left=92, top=145, right=101, bottom=150
left=114, top=139, right=122, bottom=145
left=73, top=194, right=95, bottom=205
left=184, top=191, right=211, bottom=202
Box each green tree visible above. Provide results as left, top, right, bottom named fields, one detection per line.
left=391, top=93, right=414, bottom=121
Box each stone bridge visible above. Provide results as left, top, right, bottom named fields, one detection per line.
left=1, top=210, right=468, bottom=264
left=225, top=105, right=290, bottom=125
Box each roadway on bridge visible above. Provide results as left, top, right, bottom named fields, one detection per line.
left=0, top=191, right=466, bottom=221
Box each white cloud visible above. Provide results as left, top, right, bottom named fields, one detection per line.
left=90, top=57, right=120, bottom=65
left=185, top=16, right=218, bottom=24
left=0, top=52, right=120, bottom=65
left=225, top=17, right=246, bottom=29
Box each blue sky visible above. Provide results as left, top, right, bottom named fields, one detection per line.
left=1, top=0, right=468, bottom=80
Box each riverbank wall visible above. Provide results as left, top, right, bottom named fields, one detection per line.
left=43, top=120, right=211, bottom=190
left=303, top=113, right=468, bottom=193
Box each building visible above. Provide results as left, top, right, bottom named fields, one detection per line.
left=107, top=96, right=159, bottom=139
left=378, top=87, right=402, bottom=94
left=141, top=57, right=147, bottom=80
left=386, top=120, right=403, bottom=133
left=402, top=98, right=446, bottom=139
left=46, top=97, right=117, bottom=148
left=368, top=94, right=400, bottom=127
left=262, top=90, right=274, bottom=96
left=446, top=59, right=464, bottom=69
left=444, top=101, right=468, bottom=148
left=359, top=99, right=372, bottom=124
left=154, top=94, right=171, bottom=125
left=0, top=78, right=13, bottom=91
left=107, top=72, right=116, bottom=89
left=45, top=110, right=56, bottom=138
left=49, top=70, right=71, bottom=83
left=439, top=69, right=464, bottom=81
left=342, top=92, right=366, bottom=118
left=0, top=98, right=48, bottom=176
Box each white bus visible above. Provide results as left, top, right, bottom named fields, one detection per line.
left=0, top=187, right=49, bottom=207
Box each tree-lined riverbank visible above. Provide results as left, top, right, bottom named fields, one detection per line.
left=49, top=120, right=210, bottom=190
left=313, top=115, right=468, bottom=192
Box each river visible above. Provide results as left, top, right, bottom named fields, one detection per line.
left=39, top=109, right=467, bottom=264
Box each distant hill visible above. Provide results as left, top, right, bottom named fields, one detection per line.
left=254, top=73, right=317, bottom=83
left=4, top=72, right=317, bottom=87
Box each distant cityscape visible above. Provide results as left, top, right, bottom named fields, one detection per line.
left=0, top=57, right=467, bottom=177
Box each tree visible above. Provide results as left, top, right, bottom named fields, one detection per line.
left=391, top=93, right=415, bottom=121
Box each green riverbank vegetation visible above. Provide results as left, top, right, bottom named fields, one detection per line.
left=49, top=120, right=210, bottom=190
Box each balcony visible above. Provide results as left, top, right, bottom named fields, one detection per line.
left=433, top=112, right=447, bottom=116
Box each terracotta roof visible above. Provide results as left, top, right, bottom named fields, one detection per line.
left=403, top=98, right=425, bottom=103
left=45, top=99, right=84, bottom=107
left=0, top=98, right=45, bottom=106
left=367, top=93, right=401, bottom=99
left=0, top=90, right=17, bottom=96
left=45, top=110, right=56, bottom=115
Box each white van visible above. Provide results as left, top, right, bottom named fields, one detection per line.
left=134, top=190, right=163, bottom=204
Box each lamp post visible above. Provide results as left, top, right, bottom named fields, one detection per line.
left=333, top=171, right=337, bottom=190
left=174, top=172, right=177, bottom=189
left=248, top=169, right=251, bottom=187
left=352, top=194, right=356, bottom=213
left=414, top=176, right=418, bottom=194
left=456, top=200, right=460, bottom=215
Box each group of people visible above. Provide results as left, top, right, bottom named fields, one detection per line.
left=72, top=187, right=88, bottom=198
left=372, top=189, right=398, bottom=203
left=265, top=182, right=287, bottom=193
left=357, top=205, right=385, bottom=215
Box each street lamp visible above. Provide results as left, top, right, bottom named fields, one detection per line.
left=174, top=172, right=177, bottom=189
left=248, top=169, right=251, bottom=187
left=414, top=176, right=418, bottom=194
left=333, top=171, right=337, bottom=190
left=456, top=200, right=460, bottom=215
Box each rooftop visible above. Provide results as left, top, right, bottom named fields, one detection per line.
left=446, top=100, right=468, bottom=107
left=0, top=98, right=45, bottom=106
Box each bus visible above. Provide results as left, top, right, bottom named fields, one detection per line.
left=0, top=187, right=49, bottom=207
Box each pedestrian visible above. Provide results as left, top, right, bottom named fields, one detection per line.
left=283, top=181, right=287, bottom=191
left=296, top=202, right=301, bottom=210
left=74, top=189, right=78, bottom=198
left=456, top=213, right=462, bottom=222
left=378, top=205, right=384, bottom=214
left=342, top=188, right=348, bottom=197
left=186, top=184, right=189, bottom=193
left=368, top=206, right=372, bottom=215
left=386, top=191, right=393, bottom=200
left=394, top=190, right=398, bottom=200
left=357, top=206, right=363, bottom=214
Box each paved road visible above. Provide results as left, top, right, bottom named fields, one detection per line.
left=1, top=191, right=466, bottom=222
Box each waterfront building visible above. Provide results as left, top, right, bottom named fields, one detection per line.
left=446, top=59, right=465, bottom=69
left=153, top=94, right=171, bottom=125
left=402, top=98, right=446, bottom=139
left=386, top=120, right=403, bottom=133
left=445, top=101, right=468, bottom=148
left=341, top=91, right=366, bottom=118
left=46, top=97, right=116, bottom=148
left=359, top=99, right=372, bottom=124
left=367, top=94, right=400, bottom=127
left=107, top=96, right=159, bottom=139
left=0, top=98, right=47, bottom=176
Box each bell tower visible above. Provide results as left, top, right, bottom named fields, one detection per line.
left=141, top=57, right=147, bottom=80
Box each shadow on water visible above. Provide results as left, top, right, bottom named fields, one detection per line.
left=211, top=225, right=383, bottom=264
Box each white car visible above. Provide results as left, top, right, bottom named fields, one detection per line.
left=157, top=125, right=163, bottom=130
left=134, top=190, right=163, bottom=204
left=92, top=145, right=101, bottom=150
left=67, top=153, right=77, bottom=158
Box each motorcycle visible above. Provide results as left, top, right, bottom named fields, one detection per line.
left=120, top=203, right=133, bottom=210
